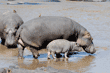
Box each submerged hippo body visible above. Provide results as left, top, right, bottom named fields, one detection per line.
left=0, top=10, right=23, bottom=46
left=47, top=39, right=82, bottom=59
left=16, top=16, right=96, bottom=59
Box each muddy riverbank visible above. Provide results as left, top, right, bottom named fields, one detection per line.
left=0, top=1, right=110, bottom=73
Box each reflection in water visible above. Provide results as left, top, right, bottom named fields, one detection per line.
left=47, top=56, right=95, bottom=73
left=0, top=44, right=95, bottom=72
left=18, top=59, right=47, bottom=70
left=0, top=44, right=18, bottom=57
left=17, top=55, right=95, bottom=73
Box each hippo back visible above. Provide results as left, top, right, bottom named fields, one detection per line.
left=16, top=16, right=74, bottom=47
left=16, top=16, right=96, bottom=54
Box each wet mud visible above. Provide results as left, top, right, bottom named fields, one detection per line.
left=0, top=44, right=110, bottom=73
left=0, top=1, right=110, bottom=73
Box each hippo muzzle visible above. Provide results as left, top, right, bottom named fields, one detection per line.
left=77, top=38, right=96, bottom=54
left=83, top=42, right=96, bottom=54
left=4, top=29, right=16, bottom=46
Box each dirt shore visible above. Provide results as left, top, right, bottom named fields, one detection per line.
left=0, top=1, right=110, bottom=73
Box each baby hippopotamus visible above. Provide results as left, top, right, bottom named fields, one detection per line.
left=47, top=39, right=82, bottom=59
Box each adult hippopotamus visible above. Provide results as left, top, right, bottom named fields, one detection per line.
left=0, top=10, right=23, bottom=47
left=16, top=16, right=96, bottom=59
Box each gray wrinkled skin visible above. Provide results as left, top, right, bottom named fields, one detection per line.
left=0, top=10, right=23, bottom=46
left=16, top=16, right=96, bottom=59
left=47, top=39, right=82, bottom=59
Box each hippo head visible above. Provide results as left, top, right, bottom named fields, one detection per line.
left=71, top=42, right=82, bottom=52
left=3, top=20, right=18, bottom=46
left=77, top=31, right=96, bottom=54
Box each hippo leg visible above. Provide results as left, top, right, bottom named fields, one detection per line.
left=30, top=47, right=39, bottom=59
left=47, top=51, right=51, bottom=59
left=65, top=51, right=68, bottom=59
left=51, top=52, right=56, bottom=59
left=17, top=44, right=24, bottom=59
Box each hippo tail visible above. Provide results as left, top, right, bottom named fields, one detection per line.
left=16, top=26, right=23, bottom=40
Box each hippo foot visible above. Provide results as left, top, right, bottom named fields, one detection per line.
left=47, top=57, right=51, bottom=59
left=33, top=55, right=38, bottom=59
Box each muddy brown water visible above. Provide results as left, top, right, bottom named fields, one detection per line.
left=0, top=44, right=110, bottom=73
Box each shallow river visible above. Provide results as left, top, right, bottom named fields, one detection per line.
left=0, top=41, right=110, bottom=73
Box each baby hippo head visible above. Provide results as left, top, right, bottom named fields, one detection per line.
left=70, top=42, right=82, bottom=52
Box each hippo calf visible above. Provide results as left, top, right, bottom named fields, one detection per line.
left=0, top=10, right=23, bottom=47
left=47, top=39, right=82, bottom=59
left=16, top=16, right=96, bottom=59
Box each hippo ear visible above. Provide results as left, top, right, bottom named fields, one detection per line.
left=39, top=14, right=41, bottom=17
left=83, top=35, right=91, bottom=38
left=84, top=31, right=90, bottom=36
left=84, top=31, right=91, bottom=38
left=13, top=10, right=16, bottom=13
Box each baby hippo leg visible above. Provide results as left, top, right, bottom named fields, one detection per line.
left=65, top=51, right=68, bottom=59
left=51, top=52, right=56, bottom=59
left=47, top=51, right=51, bottom=59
